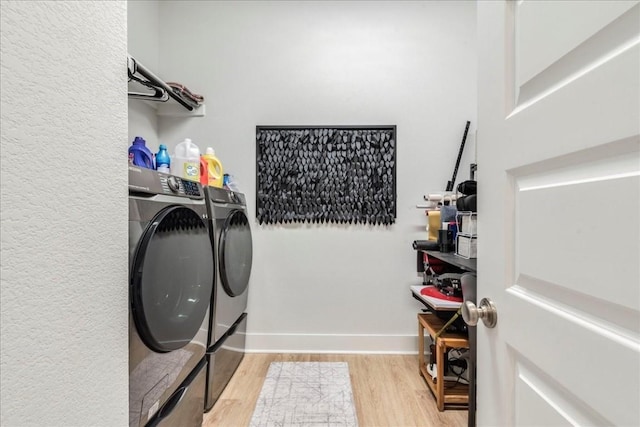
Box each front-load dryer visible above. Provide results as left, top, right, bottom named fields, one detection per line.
left=129, top=166, right=213, bottom=427
left=205, top=187, right=253, bottom=345
left=204, top=186, right=252, bottom=411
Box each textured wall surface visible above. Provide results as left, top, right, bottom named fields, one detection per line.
left=157, top=1, right=477, bottom=353
left=0, top=2, right=128, bottom=425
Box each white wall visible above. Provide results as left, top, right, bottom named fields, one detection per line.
left=0, top=2, right=128, bottom=425
left=157, top=0, right=477, bottom=353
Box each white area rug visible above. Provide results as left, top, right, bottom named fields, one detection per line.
left=250, top=362, right=359, bottom=427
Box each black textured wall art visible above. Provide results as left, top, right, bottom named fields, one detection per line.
left=256, top=126, right=396, bottom=225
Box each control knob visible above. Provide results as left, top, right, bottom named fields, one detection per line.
left=167, top=176, right=181, bottom=193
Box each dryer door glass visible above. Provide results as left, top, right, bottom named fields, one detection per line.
left=131, top=206, right=214, bottom=352
left=219, top=210, right=253, bottom=297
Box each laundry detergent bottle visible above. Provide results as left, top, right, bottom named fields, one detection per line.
left=128, top=136, right=154, bottom=169
left=199, top=156, right=209, bottom=186
left=202, top=147, right=224, bottom=188
left=155, top=144, right=171, bottom=174
left=172, top=138, right=201, bottom=182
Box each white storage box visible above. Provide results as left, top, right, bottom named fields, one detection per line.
left=457, top=212, right=477, bottom=235
left=456, top=235, right=477, bottom=259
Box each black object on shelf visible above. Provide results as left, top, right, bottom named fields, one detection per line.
left=412, top=240, right=440, bottom=251
left=457, top=178, right=478, bottom=213
left=438, top=230, right=455, bottom=253
left=423, top=250, right=477, bottom=273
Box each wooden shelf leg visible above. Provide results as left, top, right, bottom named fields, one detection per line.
left=418, top=316, right=425, bottom=374
left=436, top=338, right=445, bottom=411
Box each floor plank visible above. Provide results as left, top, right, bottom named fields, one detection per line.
left=203, top=353, right=467, bottom=427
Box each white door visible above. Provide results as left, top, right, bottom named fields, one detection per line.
left=476, top=1, right=639, bottom=426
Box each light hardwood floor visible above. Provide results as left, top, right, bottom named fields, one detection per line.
left=203, top=354, right=467, bottom=427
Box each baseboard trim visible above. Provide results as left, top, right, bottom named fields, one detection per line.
left=245, top=333, right=418, bottom=354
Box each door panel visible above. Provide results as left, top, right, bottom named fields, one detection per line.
left=516, top=162, right=639, bottom=310
left=477, top=1, right=639, bottom=426
left=514, top=359, right=608, bottom=427
left=503, top=287, right=639, bottom=425
left=514, top=1, right=638, bottom=103
left=131, top=206, right=214, bottom=352
left=219, top=210, right=253, bottom=297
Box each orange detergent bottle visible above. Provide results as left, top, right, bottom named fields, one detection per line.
left=199, top=156, right=209, bottom=186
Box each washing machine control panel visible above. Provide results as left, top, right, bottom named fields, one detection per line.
left=208, top=188, right=247, bottom=205
left=181, top=180, right=202, bottom=197
left=129, top=166, right=204, bottom=199
left=160, top=175, right=203, bottom=199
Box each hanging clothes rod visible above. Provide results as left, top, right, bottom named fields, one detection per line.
left=127, top=54, right=199, bottom=111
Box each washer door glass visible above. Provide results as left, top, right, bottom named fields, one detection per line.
left=131, top=206, right=214, bottom=352
left=220, top=210, right=253, bottom=297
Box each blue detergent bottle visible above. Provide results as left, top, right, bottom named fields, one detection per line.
left=128, top=136, right=154, bottom=169
left=155, top=144, right=171, bottom=174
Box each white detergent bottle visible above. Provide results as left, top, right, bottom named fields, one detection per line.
left=172, top=138, right=201, bottom=182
